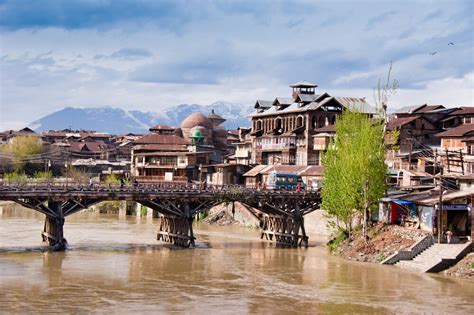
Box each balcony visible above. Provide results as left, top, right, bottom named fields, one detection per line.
left=235, top=150, right=251, bottom=158
left=136, top=175, right=187, bottom=183
left=259, top=143, right=296, bottom=151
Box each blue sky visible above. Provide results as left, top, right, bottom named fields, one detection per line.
left=1, top=0, right=473, bottom=129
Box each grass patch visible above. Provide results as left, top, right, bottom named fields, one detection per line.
left=327, top=230, right=348, bottom=254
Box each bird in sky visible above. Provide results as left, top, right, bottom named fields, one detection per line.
left=429, top=52, right=438, bottom=55
left=448, top=42, right=454, bottom=45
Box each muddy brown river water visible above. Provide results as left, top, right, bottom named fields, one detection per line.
left=0, top=203, right=473, bottom=314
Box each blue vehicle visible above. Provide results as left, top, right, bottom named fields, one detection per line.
left=267, top=172, right=306, bottom=191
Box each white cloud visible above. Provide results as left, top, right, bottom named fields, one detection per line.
left=0, top=1, right=472, bottom=130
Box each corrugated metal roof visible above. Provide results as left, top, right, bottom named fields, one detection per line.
left=243, top=165, right=270, bottom=177
left=274, top=97, right=294, bottom=105
left=255, top=100, right=273, bottom=108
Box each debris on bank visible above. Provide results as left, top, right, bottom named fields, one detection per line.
left=203, top=202, right=261, bottom=228
left=330, top=223, right=428, bottom=263
left=444, top=253, right=474, bottom=279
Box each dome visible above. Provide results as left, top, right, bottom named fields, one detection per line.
left=191, top=129, right=204, bottom=138
left=190, top=126, right=208, bottom=136
left=181, top=113, right=213, bottom=130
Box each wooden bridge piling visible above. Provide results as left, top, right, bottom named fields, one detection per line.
left=42, top=201, right=67, bottom=251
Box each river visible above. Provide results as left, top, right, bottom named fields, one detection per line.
left=0, top=203, right=473, bottom=314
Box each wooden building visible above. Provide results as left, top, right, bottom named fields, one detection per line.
left=250, top=81, right=372, bottom=166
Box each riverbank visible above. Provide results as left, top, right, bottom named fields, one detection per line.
left=328, top=223, right=428, bottom=263
left=329, top=222, right=474, bottom=279
left=444, top=253, right=474, bottom=279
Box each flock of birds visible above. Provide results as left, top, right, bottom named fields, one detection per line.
left=429, top=42, right=455, bottom=55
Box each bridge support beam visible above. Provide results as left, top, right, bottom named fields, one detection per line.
left=260, top=214, right=308, bottom=247
left=256, top=200, right=310, bottom=248
left=157, top=215, right=195, bottom=247
left=42, top=201, right=67, bottom=251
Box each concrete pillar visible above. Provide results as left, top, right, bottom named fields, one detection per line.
left=146, top=207, right=153, bottom=218
left=135, top=202, right=142, bottom=217
left=119, top=201, right=127, bottom=220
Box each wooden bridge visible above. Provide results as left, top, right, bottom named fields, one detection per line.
left=0, top=183, right=321, bottom=251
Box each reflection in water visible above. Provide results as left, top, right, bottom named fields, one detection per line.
left=0, top=203, right=473, bottom=313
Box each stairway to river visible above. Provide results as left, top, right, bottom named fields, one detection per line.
left=396, top=242, right=473, bottom=273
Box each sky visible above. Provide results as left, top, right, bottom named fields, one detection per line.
left=0, top=0, right=473, bottom=130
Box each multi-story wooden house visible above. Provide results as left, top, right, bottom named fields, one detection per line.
left=250, top=81, right=372, bottom=166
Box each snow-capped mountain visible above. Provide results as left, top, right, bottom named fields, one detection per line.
left=29, top=102, right=254, bottom=134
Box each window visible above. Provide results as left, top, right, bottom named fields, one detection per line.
left=296, top=116, right=303, bottom=127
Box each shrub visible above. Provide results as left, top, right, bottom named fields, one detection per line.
left=34, top=170, right=53, bottom=181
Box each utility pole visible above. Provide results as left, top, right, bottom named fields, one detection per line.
left=437, top=149, right=444, bottom=244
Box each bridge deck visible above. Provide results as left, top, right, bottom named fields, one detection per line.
left=0, top=183, right=319, bottom=200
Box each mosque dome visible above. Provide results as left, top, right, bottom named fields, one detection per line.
left=181, top=113, right=213, bottom=130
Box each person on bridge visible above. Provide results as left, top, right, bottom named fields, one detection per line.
left=89, top=177, right=93, bottom=189
left=120, top=178, right=124, bottom=189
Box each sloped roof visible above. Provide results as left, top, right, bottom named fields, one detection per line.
left=69, top=141, right=108, bottom=152
left=335, top=97, right=376, bottom=113
left=394, top=104, right=445, bottom=115
left=394, top=104, right=427, bottom=114
left=273, top=97, right=293, bottom=106
left=297, top=94, right=319, bottom=102
left=298, top=165, right=324, bottom=176
left=414, top=105, right=445, bottom=113
left=133, top=144, right=187, bottom=151
left=436, top=124, right=474, bottom=138
left=134, top=134, right=188, bottom=145
left=207, top=110, right=226, bottom=121
left=243, top=165, right=270, bottom=177
left=254, top=100, right=273, bottom=109
left=448, top=107, right=474, bottom=116
left=290, top=80, right=317, bottom=87
left=387, top=116, right=419, bottom=131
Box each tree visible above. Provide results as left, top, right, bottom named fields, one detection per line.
left=3, top=135, right=43, bottom=172
left=374, top=61, right=399, bottom=143
left=322, top=110, right=387, bottom=240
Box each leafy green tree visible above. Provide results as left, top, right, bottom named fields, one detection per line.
left=322, top=110, right=387, bottom=240
left=3, top=135, right=43, bottom=171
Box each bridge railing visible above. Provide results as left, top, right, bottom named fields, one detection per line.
left=0, top=181, right=320, bottom=195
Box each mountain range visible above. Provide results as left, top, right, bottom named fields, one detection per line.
left=29, top=102, right=254, bottom=134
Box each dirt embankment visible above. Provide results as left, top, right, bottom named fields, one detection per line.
left=331, top=223, right=428, bottom=263
left=444, top=253, right=474, bottom=279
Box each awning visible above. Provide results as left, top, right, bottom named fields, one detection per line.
left=392, top=199, right=414, bottom=206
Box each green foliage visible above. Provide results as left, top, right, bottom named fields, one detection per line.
left=387, top=127, right=400, bottom=151
left=3, top=136, right=43, bottom=171
left=105, top=173, right=120, bottom=184
left=140, top=205, right=148, bottom=217
left=96, top=201, right=120, bottom=213
left=4, top=171, right=28, bottom=182
left=376, top=253, right=387, bottom=262
left=322, top=109, right=387, bottom=236
left=34, top=170, right=53, bottom=181
left=471, top=262, right=474, bottom=270
left=327, top=231, right=348, bottom=254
